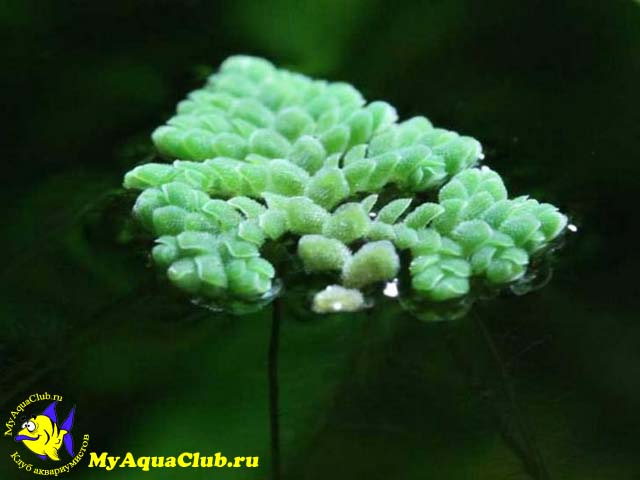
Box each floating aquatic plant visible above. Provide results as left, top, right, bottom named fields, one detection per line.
left=123, top=55, right=567, bottom=314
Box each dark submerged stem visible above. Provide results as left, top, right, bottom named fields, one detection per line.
left=476, top=317, right=551, bottom=480
left=445, top=328, right=530, bottom=466
left=269, top=297, right=282, bottom=480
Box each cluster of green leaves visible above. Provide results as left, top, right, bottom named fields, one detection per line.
left=123, top=56, right=566, bottom=311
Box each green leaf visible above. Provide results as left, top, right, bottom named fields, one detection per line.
left=342, top=241, right=400, bottom=288
left=305, top=167, right=350, bottom=210
left=377, top=198, right=412, bottom=224
left=123, top=55, right=567, bottom=305
left=298, top=235, right=351, bottom=272
left=322, top=203, right=370, bottom=244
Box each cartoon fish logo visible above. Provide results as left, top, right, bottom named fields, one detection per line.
left=14, top=401, right=75, bottom=461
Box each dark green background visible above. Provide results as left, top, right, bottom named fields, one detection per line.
left=1, top=0, right=639, bottom=478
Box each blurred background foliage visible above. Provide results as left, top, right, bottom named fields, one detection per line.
left=1, top=0, right=639, bottom=478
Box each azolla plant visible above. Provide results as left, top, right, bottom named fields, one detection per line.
left=124, top=56, right=567, bottom=315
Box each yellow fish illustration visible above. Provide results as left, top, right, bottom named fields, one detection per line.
left=15, top=402, right=75, bottom=461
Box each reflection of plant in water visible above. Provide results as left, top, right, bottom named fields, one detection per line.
left=123, top=56, right=567, bottom=315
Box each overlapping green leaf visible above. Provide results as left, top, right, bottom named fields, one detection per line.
left=123, top=56, right=566, bottom=312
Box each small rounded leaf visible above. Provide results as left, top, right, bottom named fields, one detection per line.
left=323, top=203, right=370, bottom=244
left=342, top=241, right=400, bottom=288
left=288, top=135, right=327, bottom=174
left=305, top=167, right=351, bottom=210
left=312, top=285, right=366, bottom=314
left=167, top=258, right=201, bottom=294
left=377, top=198, right=412, bottom=224
left=298, top=235, right=351, bottom=272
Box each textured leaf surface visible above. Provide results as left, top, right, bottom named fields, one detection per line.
left=123, top=56, right=566, bottom=311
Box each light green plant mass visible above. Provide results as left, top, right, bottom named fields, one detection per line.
left=123, top=55, right=567, bottom=312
